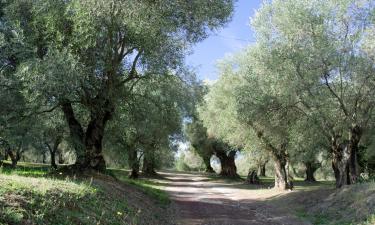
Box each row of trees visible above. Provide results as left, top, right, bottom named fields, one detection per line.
left=186, top=0, right=375, bottom=190
left=0, top=0, right=235, bottom=174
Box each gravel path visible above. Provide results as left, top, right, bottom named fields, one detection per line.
left=161, top=171, right=311, bottom=225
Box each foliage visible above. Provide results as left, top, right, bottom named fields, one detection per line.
left=0, top=0, right=235, bottom=169
left=175, top=150, right=205, bottom=172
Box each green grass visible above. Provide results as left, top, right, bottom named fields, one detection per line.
left=109, top=169, right=171, bottom=206
left=0, top=164, right=173, bottom=225
left=0, top=173, right=145, bottom=225
left=0, top=162, right=50, bottom=177
left=284, top=181, right=375, bottom=225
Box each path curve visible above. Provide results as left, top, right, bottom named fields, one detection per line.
left=160, top=171, right=310, bottom=225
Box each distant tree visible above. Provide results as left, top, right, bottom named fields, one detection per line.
left=185, top=119, right=215, bottom=173
left=106, top=74, right=191, bottom=177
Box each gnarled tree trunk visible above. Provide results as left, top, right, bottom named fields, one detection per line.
left=84, top=113, right=109, bottom=171
left=46, top=137, right=61, bottom=169
left=142, top=146, right=156, bottom=176
left=7, top=150, right=21, bottom=168
left=348, top=125, right=361, bottom=184
left=304, top=161, right=320, bottom=182
left=272, top=149, right=293, bottom=190
left=331, top=125, right=362, bottom=188
left=61, top=101, right=112, bottom=171
left=216, top=150, right=239, bottom=178
left=128, top=147, right=140, bottom=179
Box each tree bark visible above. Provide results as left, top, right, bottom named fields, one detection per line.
left=84, top=114, right=109, bottom=171
left=331, top=135, right=350, bottom=188
left=128, top=147, right=139, bottom=179
left=58, top=150, right=64, bottom=164
left=273, top=151, right=293, bottom=190
left=61, top=101, right=111, bottom=171
left=348, top=125, right=361, bottom=184
left=304, top=161, right=320, bottom=182
left=142, top=147, right=156, bottom=176
left=42, top=151, right=47, bottom=164
left=7, top=150, right=20, bottom=168
left=331, top=125, right=362, bottom=189
left=50, top=149, right=57, bottom=169
left=246, top=170, right=260, bottom=184
left=258, top=161, right=267, bottom=177
left=61, top=102, right=86, bottom=166
left=203, top=155, right=214, bottom=173
left=216, top=150, right=239, bottom=178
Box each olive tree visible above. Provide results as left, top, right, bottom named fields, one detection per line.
left=252, top=0, right=375, bottom=187
left=3, top=0, right=234, bottom=171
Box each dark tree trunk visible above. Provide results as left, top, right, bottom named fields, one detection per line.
left=304, top=161, right=320, bottom=182
left=128, top=147, right=139, bottom=179
left=42, top=152, right=47, bottom=164
left=216, top=150, right=239, bottom=178
left=331, top=126, right=362, bottom=188
left=7, top=150, right=20, bottom=168
left=142, top=147, right=156, bottom=176
left=273, top=151, right=293, bottom=190
left=203, top=155, right=214, bottom=173
left=84, top=115, right=109, bottom=171
left=258, top=162, right=267, bottom=177
left=62, top=101, right=111, bottom=172
left=61, top=102, right=86, bottom=166
left=246, top=170, right=260, bottom=184
left=348, top=125, right=361, bottom=184
left=46, top=138, right=61, bottom=169
left=50, top=150, right=57, bottom=169
left=331, top=136, right=350, bottom=188
left=58, top=150, right=64, bottom=164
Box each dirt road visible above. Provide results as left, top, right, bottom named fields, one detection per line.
left=161, top=171, right=310, bottom=225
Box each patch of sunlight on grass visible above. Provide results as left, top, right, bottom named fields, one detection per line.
left=1, top=161, right=50, bottom=177
left=0, top=173, right=96, bottom=196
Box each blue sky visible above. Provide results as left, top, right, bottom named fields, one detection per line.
left=186, top=0, right=262, bottom=81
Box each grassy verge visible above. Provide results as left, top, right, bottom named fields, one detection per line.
left=109, top=169, right=170, bottom=206
left=268, top=181, right=375, bottom=225
left=0, top=164, right=174, bottom=225
left=0, top=174, right=140, bottom=225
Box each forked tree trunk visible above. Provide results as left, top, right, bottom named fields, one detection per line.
left=304, top=161, right=320, bottom=182
left=273, top=151, right=293, bottom=190
left=331, top=126, right=362, bottom=189
left=128, top=147, right=139, bottom=179
left=142, top=147, right=156, bottom=176
left=62, top=101, right=111, bottom=171
left=46, top=137, right=62, bottom=169
left=216, top=150, right=239, bottom=178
